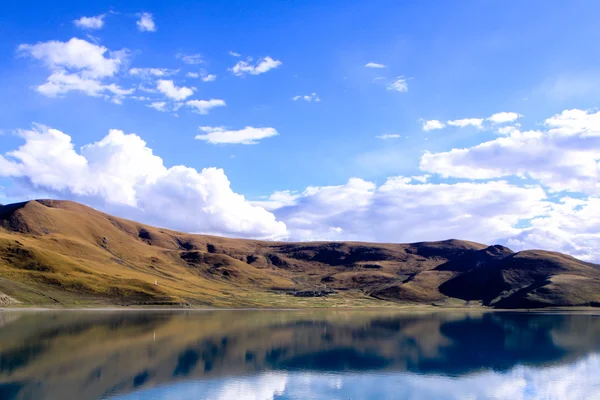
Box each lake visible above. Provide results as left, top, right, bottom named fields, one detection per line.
left=0, top=310, right=599, bottom=399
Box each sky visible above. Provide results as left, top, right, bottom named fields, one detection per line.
left=113, top=354, right=600, bottom=400
left=1, top=1, right=600, bottom=260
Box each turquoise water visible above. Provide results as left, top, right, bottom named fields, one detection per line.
left=0, top=310, right=598, bottom=399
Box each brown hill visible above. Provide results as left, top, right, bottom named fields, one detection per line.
left=0, top=199, right=599, bottom=308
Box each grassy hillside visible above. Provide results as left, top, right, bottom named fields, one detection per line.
left=0, top=199, right=599, bottom=308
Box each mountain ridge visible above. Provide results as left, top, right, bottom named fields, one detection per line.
left=1, top=199, right=599, bottom=308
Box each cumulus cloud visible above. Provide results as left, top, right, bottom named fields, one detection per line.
left=18, top=38, right=132, bottom=103
left=497, top=126, right=519, bottom=135
left=176, top=53, right=203, bottom=65
left=156, top=80, right=194, bottom=101
left=292, top=93, right=320, bottom=102
left=488, top=112, right=521, bottom=124
left=202, top=74, right=216, bottom=82
left=74, top=15, right=105, bottom=30
left=423, top=120, right=446, bottom=131
left=136, top=12, right=156, bottom=32
left=18, top=37, right=126, bottom=79
left=420, top=109, right=600, bottom=195
left=230, top=56, right=282, bottom=76
left=387, top=77, right=408, bottom=92
left=186, top=99, right=226, bottom=114
left=365, top=62, right=386, bottom=68
left=195, top=126, right=278, bottom=145
left=262, top=177, right=549, bottom=243
left=245, top=109, right=600, bottom=260
left=0, top=125, right=286, bottom=239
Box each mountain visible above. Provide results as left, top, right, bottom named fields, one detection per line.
left=0, top=199, right=599, bottom=308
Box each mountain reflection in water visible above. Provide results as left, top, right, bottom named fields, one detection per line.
left=0, top=310, right=599, bottom=400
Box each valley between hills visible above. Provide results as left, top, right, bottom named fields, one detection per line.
left=1, top=199, right=599, bottom=309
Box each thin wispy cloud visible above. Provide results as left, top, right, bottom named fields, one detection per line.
left=387, top=76, right=408, bottom=92
left=176, top=53, right=203, bottom=64
left=230, top=56, right=282, bottom=76
left=292, top=93, right=320, bottom=102
left=136, top=12, right=156, bottom=32
left=147, top=101, right=168, bottom=112
left=447, top=118, right=484, bottom=128
left=130, top=67, right=178, bottom=78
left=196, top=126, right=278, bottom=144
left=186, top=99, right=226, bottom=114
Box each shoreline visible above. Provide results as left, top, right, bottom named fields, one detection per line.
left=1, top=305, right=599, bottom=314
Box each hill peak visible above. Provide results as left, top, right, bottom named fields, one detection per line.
left=0, top=199, right=598, bottom=309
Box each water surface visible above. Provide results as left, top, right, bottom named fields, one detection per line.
left=0, top=310, right=599, bottom=399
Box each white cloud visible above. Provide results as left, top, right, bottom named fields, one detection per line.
left=488, top=112, right=521, bottom=124
left=252, top=191, right=300, bottom=211
left=292, top=93, right=320, bottom=102
left=186, top=70, right=216, bottom=82
left=497, top=126, right=519, bottom=135
left=113, top=373, right=288, bottom=400
left=421, top=109, right=600, bottom=195
left=376, top=134, right=401, bottom=139
left=136, top=12, right=156, bottom=32
left=35, top=71, right=133, bottom=102
left=18, top=38, right=133, bottom=103
left=0, top=125, right=286, bottom=239
left=229, top=51, right=241, bottom=57
left=230, top=56, right=282, bottom=76
left=147, top=101, right=168, bottom=112
left=108, top=356, right=600, bottom=400
left=447, top=118, right=484, bottom=128
left=423, top=120, right=446, bottom=131
left=196, top=126, right=278, bottom=145
left=424, top=112, right=523, bottom=131
left=365, top=62, right=386, bottom=68
left=248, top=109, right=600, bottom=260
left=186, top=99, right=226, bottom=114
left=74, top=15, right=105, bottom=30
left=264, top=177, right=548, bottom=244
left=387, top=77, right=408, bottom=92
left=130, top=68, right=178, bottom=78
left=156, top=80, right=194, bottom=101
left=176, top=53, right=203, bottom=65
left=18, top=37, right=126, bottom=79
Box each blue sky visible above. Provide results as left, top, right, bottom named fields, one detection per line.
left=111, top=354, right=600, bottom=400
left=1, top=1, right=600, bottom=260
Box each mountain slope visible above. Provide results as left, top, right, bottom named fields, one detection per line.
left=0, top=200, right=599, bottom=308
